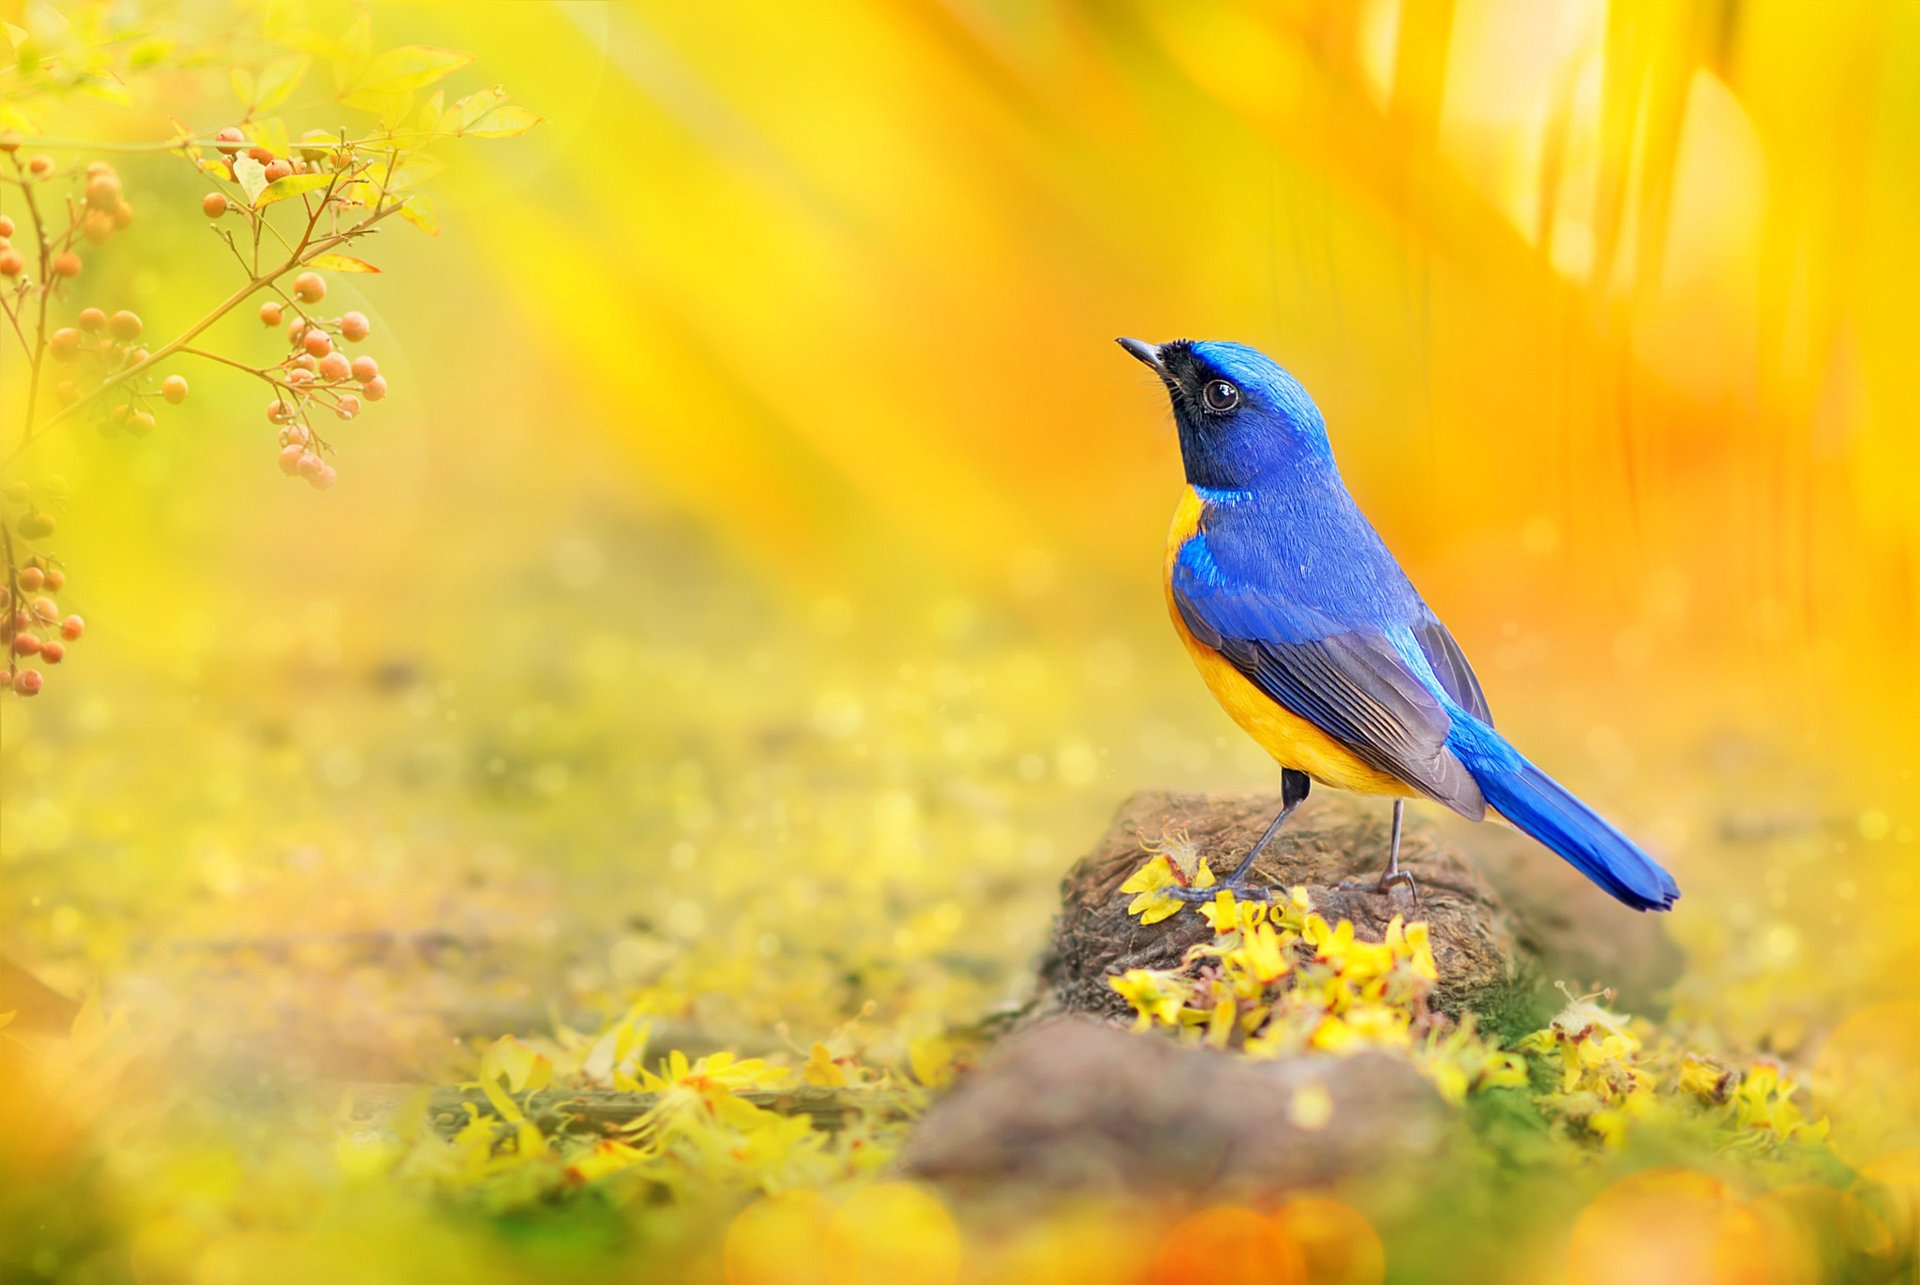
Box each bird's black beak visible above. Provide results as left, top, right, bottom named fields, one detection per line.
left=1117, top=336, right=1165, bottom=375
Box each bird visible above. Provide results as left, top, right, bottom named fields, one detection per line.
left=1118, top=337, right=1679, bottom=912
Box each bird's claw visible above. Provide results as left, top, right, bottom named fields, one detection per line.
left=1164, top=877, right=1278, bottom=904
left=1336, top=869, right=1420, bottom=905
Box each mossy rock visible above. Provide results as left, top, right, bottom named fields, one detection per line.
left=1039, top=790, right=1681, bottom=1032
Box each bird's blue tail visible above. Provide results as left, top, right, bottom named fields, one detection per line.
left=1448, top=717, right=1679, bottom=912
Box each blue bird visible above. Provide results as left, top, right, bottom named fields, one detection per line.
left=1119, top=337, right=1679, bottom=912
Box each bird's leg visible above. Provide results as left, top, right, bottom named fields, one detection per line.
left=1338, top=798, right=1419, bottom=903
left=1169, top=769, right=1309, bottom=903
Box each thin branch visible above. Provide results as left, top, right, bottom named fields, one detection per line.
left=14, top=156, right=56, bottom=448
left=1, top=204, right=401, bottom=469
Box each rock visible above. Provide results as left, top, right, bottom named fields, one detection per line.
left=1039, top=790, right=1683, bottom=1031
left=898, top=1016, right=1451, bottom=1199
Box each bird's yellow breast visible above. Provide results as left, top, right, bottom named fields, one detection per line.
left=1165, top=485, right=1413, bottom=798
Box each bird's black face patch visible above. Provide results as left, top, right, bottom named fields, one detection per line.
left=1153, top=341, right=1242, bottom=421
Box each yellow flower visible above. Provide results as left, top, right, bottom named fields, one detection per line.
left=1110, top=968, right=1191, bottom=1029
left=1200, top=887, right=1268, bottom=935
left=1205, top=996, right=1237, bottom=1049
left=1677, top=1053, right=1731, bottom=1103
left=1233, top=922, right=1293, bottom=986
left=802, top=1042, right=848, bottom=1088
left=1727, top=1058, right=1829, bottom=1143
left=1142, top=826, right=1205, bottom=882
left=1120, top=854, right=1214, bottom=925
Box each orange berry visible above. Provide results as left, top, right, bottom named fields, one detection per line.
left=77, top=307, right=106, bottom=332
left=317, top=352, right=350, bottom=381
left=259, top=300, right=283, bottom=326
left=54, top=380, right=78, bottom=404
left=128, top=409, right=156, bottom=437
left=0, top=249, right=22, bottom=277
left=113, top=201, right=134, bottom=229
left=18, top=566, right=44, bottom=592
left=296, top=451, right=325, bottom=479
left=339, top=311, right=370, bottom=342
left=0, top=215, right=13, bottom=238
left=161, top=374, right=189, bottom=404
left=85, top=173, right=120, bottom=210
left=362, top=375, right=388, bottom=402
left=278, top=444, right=307, bottom=475
left=13, top=668, right=43, bottom=695
left=247, top=145, right=274, bottom=165
left=215, top=127, right=246, bottom=156
left=39, top=640, right=64, bottom=664
left=308, top=462, right=337, bottom=491
left=291, top=272, right=325, bottom=303
left=49, top=328, right=82, bottom=361
left=45, top=570, right=64, bottom=591
left=125, top=347, right=149, bottom=367
left=262, top=159, right=292, bottom=183
left=267, top=400, right=296, bottom=425
left=203, top=192, right=228, bottom=218
left=108, top=309, right=142, bottom=340
left=291, top=353, right=317, bottom=372
left=81, top=210, right=115, bottom=244
left=334, top=394, right=361, bottom=420
left=27, top=154, right=53, bottom=175
left=286, top=367, right=314, bottom=385
left=51, top=251, right=81, bottom=278
left=349, top=354, right=379, bottom=383
left=12, top=633, right=40, bottom=656
left=302, top=329, right=332, bottom=358
left=16, top=512, right=56, bottom=539
left=60, top=615, right=84, bottom=641
left=30, top=596, right=56, bottom=623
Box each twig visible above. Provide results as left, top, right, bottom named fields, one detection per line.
left=1, top=203, right=400, bottom=469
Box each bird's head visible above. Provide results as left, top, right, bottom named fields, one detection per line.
left=1118, top=338, right=1333, bottom=492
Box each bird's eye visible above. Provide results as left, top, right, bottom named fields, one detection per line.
left=1202, top=379, right=1241, bottom=413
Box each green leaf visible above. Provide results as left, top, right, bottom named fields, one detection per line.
left=397, top=194, right=439, bottom=236
left=255, top=55, right=310, bottom=113
left=464, top=105, right=542, bottom=138
left=383, top=153, right=444, bottom=192
left=351, top=44, right=470, bottom=98
left=306, top=252, right=379, bottom=273
left=255, top=172, right=333, bottom=208
left=452, top=85, right=506, bottom=130
left=233, top=155, right=269, bottom=205
left=331, top=13, right=372, bottom=93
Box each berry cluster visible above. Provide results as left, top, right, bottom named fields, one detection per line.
left=259, top=276, right=387, bottom=490
left=48, top=307, right=180, bottom=434
left=2, top=485, right=83, bottom=699
left=193, top=126, right=401, bottom=488
left=0, top=154, right=135, bottom=285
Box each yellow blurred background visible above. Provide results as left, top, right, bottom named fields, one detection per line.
left=4, top=0, right=1919, bottom=1279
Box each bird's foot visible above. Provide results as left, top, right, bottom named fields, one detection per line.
left=1164, top=875, right=1281, bottom=904
left=1335, top=868, right=1420, bottom=905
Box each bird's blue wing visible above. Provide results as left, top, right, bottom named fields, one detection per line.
left=1172, top=552, right=1486, bottom=820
